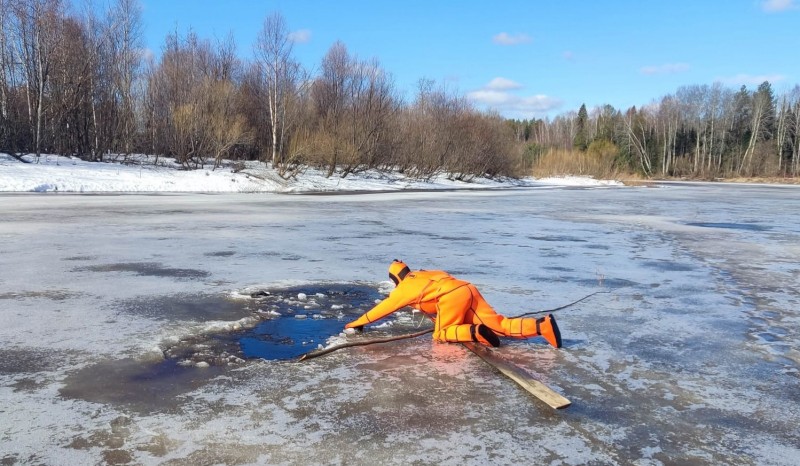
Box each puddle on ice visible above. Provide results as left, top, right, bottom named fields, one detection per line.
left=116, top=293, right=253, bottom=321
left=0, top=348, right=60, bottom=374
left=685, top=222, right=772, bottom=232
left=59, top=358, right=226, bottom=414
left=73, top=261, right=210, bottom=279
left=60, top=283, right=387, bottom=413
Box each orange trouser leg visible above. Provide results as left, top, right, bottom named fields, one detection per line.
left=463, top=284, right=541, bottom=338
left=433, top=284, right=476, bottom=342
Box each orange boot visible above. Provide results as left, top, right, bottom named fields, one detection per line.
left=537, top=314, right=562, bottom=348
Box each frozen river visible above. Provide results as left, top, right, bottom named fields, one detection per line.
left=1, top=183, right=799, bottom=465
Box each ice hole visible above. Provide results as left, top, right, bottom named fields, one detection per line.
left=162, top=283, right=385, bottom=364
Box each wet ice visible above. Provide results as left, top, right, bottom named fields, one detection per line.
left=1, top=183, right=800, bottom=465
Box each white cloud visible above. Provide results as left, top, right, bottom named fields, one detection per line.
left=485, top=77, right=523, bottom=91
left=640, top=63, right=690, bottom=75
left=761, top=0, right=797, bottom=12
left=288, top=29, right=312, bottom=44
left=141, top=48, right=155, bottom=62
left=719, top=73, right=787, bottom=85
left=492, top=32, right=532, bottom=46
left=467, top=80, right=562, bottom=118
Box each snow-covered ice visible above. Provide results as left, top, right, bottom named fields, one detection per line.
left=1, top=155, right=799, bottom=465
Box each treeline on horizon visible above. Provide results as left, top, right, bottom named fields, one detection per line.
left=2, top=0, right=799, bottom=181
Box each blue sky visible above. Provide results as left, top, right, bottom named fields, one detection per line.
left=138, top=0, right=800, bottom=119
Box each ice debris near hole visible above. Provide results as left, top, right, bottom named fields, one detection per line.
left=195, top=362, right=210, bottom=368
left=295, top=314, right=307, bottom=319
left=331, top=304, right=344, bottom=310
left=316, top=293, right=325, bottom=298
left=201, top=316, right=259, bottom=334
left=343, top=327, right=356, bottom=335
left=297, top=292, right=307, bottom=301
left=141, top=346, right=165, bottom=362
left=163, top=335, right=180, bottom=345
left=257, top=308, right=281, bottom=317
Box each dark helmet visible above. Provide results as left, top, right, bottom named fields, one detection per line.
left=388, top=259, right=410, bottom=286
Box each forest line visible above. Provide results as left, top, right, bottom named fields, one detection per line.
left=2, top=0, right=798, bottom=181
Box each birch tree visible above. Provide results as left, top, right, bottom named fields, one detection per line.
left=254, top=12, right=305, bottom=172
left=789, top=86, right=800, bottom=176
left=106, top=0, right=143, bottom=157
left=775, top=92, right=790, bottom=174
left=0, top=0, right=11, bottom=151
left=624, top=106, right=653, bottom=176
left=10, top=0, right=64, bottom=159
left=740, top=81, right=775, bottom=175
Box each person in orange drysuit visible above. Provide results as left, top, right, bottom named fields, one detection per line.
left=344, top=260, right=562, bottom=348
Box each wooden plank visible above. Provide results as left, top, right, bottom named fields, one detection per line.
left=462, top=342, right=572, bottom=410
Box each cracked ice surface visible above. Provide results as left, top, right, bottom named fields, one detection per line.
left=1, top=183, right=799, bottom=465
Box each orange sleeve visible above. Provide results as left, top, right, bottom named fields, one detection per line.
left=345, top=286, right=415, bottom=329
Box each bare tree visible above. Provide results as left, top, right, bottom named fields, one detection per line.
left=791, top=87, right=800, bottom=176
left=48, top=15, right=92, bottom=156
left=774, top=90, right=794, bottom=175
left=312, top=41, right=350, bottom=176
left=145, top=30, right=248, bottom=168
left=0, top=0, right=11, bottom=151
left=623, top=106, right=653, bottom=176
left=736, top=81, right=775, bottom=175
left=341, top=57, right=396, bottom=175
left=254, top=12, right=305, bottom=173
left=656, top=95, right=679, bottom=176
left=10, top=0, right=64, bottom=159
left=106, top=0, right=143, bottom=157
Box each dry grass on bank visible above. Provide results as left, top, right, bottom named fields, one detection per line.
left=530, top=144, right=799, bottom=186
left=531, top=141, right=628, bottom=181
left=712, top=177, right=800, bottom=185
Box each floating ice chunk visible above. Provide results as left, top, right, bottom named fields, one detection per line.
left=258, top=308, right=281, bottom=317
left=295, top=314, right=307, bottom=319
left=163, top=335, right=180, bottom=345
left=141, top=346, right=165, bottom=362
left=195, top=361, right=210, bottom=368
left=203, top=322, right=231, bottom=333
left=343, top=328, right=356, bottom=335
left=331, top=304, right=344, bottom=310
left=315, top=293, right=325, bottom=298
left=297, top=293, right=307, bottom=301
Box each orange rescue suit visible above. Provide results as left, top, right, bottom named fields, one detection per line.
left=345, top=269, right=545, bottom=343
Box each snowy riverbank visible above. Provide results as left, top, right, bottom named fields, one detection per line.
left=0, top=153, right=622, bottom=193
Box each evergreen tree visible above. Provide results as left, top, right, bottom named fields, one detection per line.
left=574, top=104, right=589, bottom=151
left=755, top=81, right=776, bottom=140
